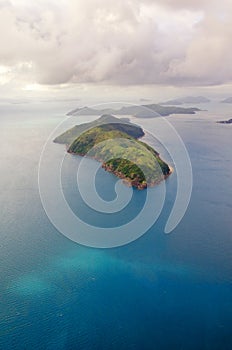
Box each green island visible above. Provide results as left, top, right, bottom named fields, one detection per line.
left=54, top=115, right=171, bottom=190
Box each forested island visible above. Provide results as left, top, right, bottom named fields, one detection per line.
left=54, top=115, right=171, bottom=189
left=67, top=104, right=200, bottom=118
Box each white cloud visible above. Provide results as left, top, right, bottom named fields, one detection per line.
left=166, top=13, right=232, bottom=85
left=0, top=0, right=231, bottom=88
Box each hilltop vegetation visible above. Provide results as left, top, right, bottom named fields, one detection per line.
left=55, top=115, right=171, bottom=189
left=54, top=115, right=144, bottom=145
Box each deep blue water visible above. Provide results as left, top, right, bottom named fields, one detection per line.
left=0, top=101, right=231, bottom=349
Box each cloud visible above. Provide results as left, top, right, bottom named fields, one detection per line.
left=143, top=0, right=230, bottom=12
left=166, top=12, right=232, bottom=85
left=0, top=0, right=231, bottom=87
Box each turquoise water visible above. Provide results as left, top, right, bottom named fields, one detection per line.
left=0, top=101, right=231, bottom=349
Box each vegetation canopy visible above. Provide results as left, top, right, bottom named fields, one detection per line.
left=54, top=115, right=171, bottom=189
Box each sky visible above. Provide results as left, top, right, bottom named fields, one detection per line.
left=0, top=0, right=231, bottom=103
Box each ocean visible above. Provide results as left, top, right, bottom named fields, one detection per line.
left=0, top=100, right=231, bottom=349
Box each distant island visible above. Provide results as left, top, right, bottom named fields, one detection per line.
left=67, top=104, right=200, bottom=118
left=217, top=118, right=232, bottom=124
left=221, top=97, right=232, bottom=103
left=160, top=96, right=210, bottom=106
left=54, top=115, right=171, bottom=189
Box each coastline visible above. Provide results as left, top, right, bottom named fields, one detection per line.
left=68, top=148, right=173, bottom=190
left=64, top=116, right=172, bottom=190
left=102, top=159, right=173, bottom=190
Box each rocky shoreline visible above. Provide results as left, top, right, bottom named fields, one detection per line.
left=68, top=146, right=172, bottom=190
left=62, top=115, right=172, bottom=190
left=101, top=160, right=172, bottom=190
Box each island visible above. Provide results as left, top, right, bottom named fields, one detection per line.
left=67, top=103, right=200, bottom=118
left=217, top=118, right=232, bottom=124
left=221, top=97, right=232, bottom=104
left=134, top=104, right=200, bottom=118
left=160, top=96, right=210, bottom=105
left=54, top=115, right=171, bottom=189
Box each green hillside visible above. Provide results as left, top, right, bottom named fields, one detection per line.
left=54, top=115, right=144, bottom=145
left=65, top=123, right=170, bottom=189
